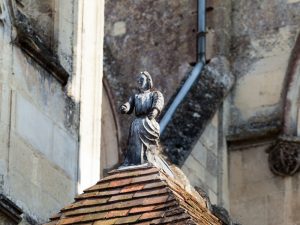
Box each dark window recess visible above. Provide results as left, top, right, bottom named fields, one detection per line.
left=12, top=10, right=69, bottom=85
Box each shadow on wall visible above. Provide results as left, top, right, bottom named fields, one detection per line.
left=101, top=77, right=122, bottom=175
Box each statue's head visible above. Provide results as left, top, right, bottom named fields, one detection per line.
left=137, top=71, right=153, bottom=91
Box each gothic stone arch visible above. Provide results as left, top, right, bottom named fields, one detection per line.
left=268, top=33, right=300, bottom=176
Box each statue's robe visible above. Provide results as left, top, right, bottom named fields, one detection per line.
left=123, top=89, right=164, bottom=166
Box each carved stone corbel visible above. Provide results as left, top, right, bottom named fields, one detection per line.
left=267, top=135, right=300, bottom=176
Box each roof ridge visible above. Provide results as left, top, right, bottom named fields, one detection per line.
left=108, top=163, right=154, bottom=174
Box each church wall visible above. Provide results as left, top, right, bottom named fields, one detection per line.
left=182, top=97, right=230, bottom=210
left=100, top=87, right=120, bottom=176
left=182, top=112, right=220, bottom=205
left=227, top=0, right=300, bottom=224
left=0, top=0, right=79, bottom=223
left=229, top=143, right=300, bottom=225
left=228, top=0, right=300, bottom=141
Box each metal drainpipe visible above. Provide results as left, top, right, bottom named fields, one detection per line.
left=160, top=0, right=206, bottom=133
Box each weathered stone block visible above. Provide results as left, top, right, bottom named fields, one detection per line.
left=111, top=21, right=126, bottom=36
left=56, top=0, right=74, bottom=73
left=205, top=171, right=218, bottom=193
left=234, top=54, right=288, bottom=119
left=266, top=193, right=285, bottom=225
left=231, top=197, right=267, bottom=225
left=0, top=84, right=11, bottom=124
left=16, top=94, right=53, bottom=158
left=38, top=155, right=75, bottom=205
left=9, top=169, right=52, bottom=223
left=241, top=144, right=275, bottom=183
left=287, top=0, right=300, bottom=3
left=229, top=150, right=244, bottom=198
left=191, top=141, right=207, bottom=167
left=291, top=174, right=300, bottom=223
left=9, top=135, right=74, bottom=223
left=9, top=133, right=40, bottom=186
left=185, top=170, right=208, bottom=193
left=53, top=126, right=77, bottom=179
left=162, top=57, right=234, bottom=165
left=15, top=94, right=78, bottom=179
left=206, top=150, right=218, bottom=177
left=200, top=122, right=218, bottom=156
left=184, top=155, right=206, bottom=182
left=208, top=189, right=218, bottom=205
left=13, top=47, right=78, bottom=136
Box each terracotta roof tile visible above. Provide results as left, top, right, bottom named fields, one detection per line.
left=44, top=164, right=221, bottom=225
left=133, top=187, right=168, bottom=198
left=100, top=167, right=159, bottom=182
left=138, top=210, right=165, bottom=220
left=85, top=173, right=161, bottom=193
left=120, top=183, right=145, bottom=193
left=108, top=192, right=134, bottom=202
left=93, top=219, right=118, bottom=225
left=114, top=214, right=141, bottom=224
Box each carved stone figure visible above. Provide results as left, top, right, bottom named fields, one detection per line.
left=120, top=71, right=164, bottom=166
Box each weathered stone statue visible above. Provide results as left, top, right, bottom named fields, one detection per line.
left=120, top=71, right=164, bottom=166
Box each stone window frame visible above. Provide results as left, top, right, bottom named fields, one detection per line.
left=7, top=0, right=69, bottom=85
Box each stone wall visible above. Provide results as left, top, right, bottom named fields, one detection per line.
left=228, top=0, right=300, bottom=141
left=100, top=86, right=120, bottom=176
left=227, top=0, right=300, bottom=224
left=182, top=97, right=230, bottom=209
left=0, top=0, right=106, bottom=222
left=182, top=112, right=220, bottom=205
left=229, top=143, right=300, bottom=225
left=0, top=0, right=79, bottom=223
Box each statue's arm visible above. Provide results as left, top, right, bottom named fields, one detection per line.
left=152, top=91, right=164, bottom=113
left=120, top=96, right=135, bottom=114
left=148, top=91, right=164, bottom=119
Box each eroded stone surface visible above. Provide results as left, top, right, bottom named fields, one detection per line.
left=229, top=0, right=300, bottom=141
left=161, top=57, right=234, bottom=165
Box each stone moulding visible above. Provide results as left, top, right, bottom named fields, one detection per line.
left=267, top=135, right=300, bottom=176
left=0, top=194, right=22, bottom=223
left=7, top=0, right=69, bottom=85
left=14, top=22, right=69, bottom=85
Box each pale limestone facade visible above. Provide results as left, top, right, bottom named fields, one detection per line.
left=229, top=143, right=300, bottom=225
left=0, top=0, right=105, bottom=223
left=227, top=1, right=300, bottom=224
